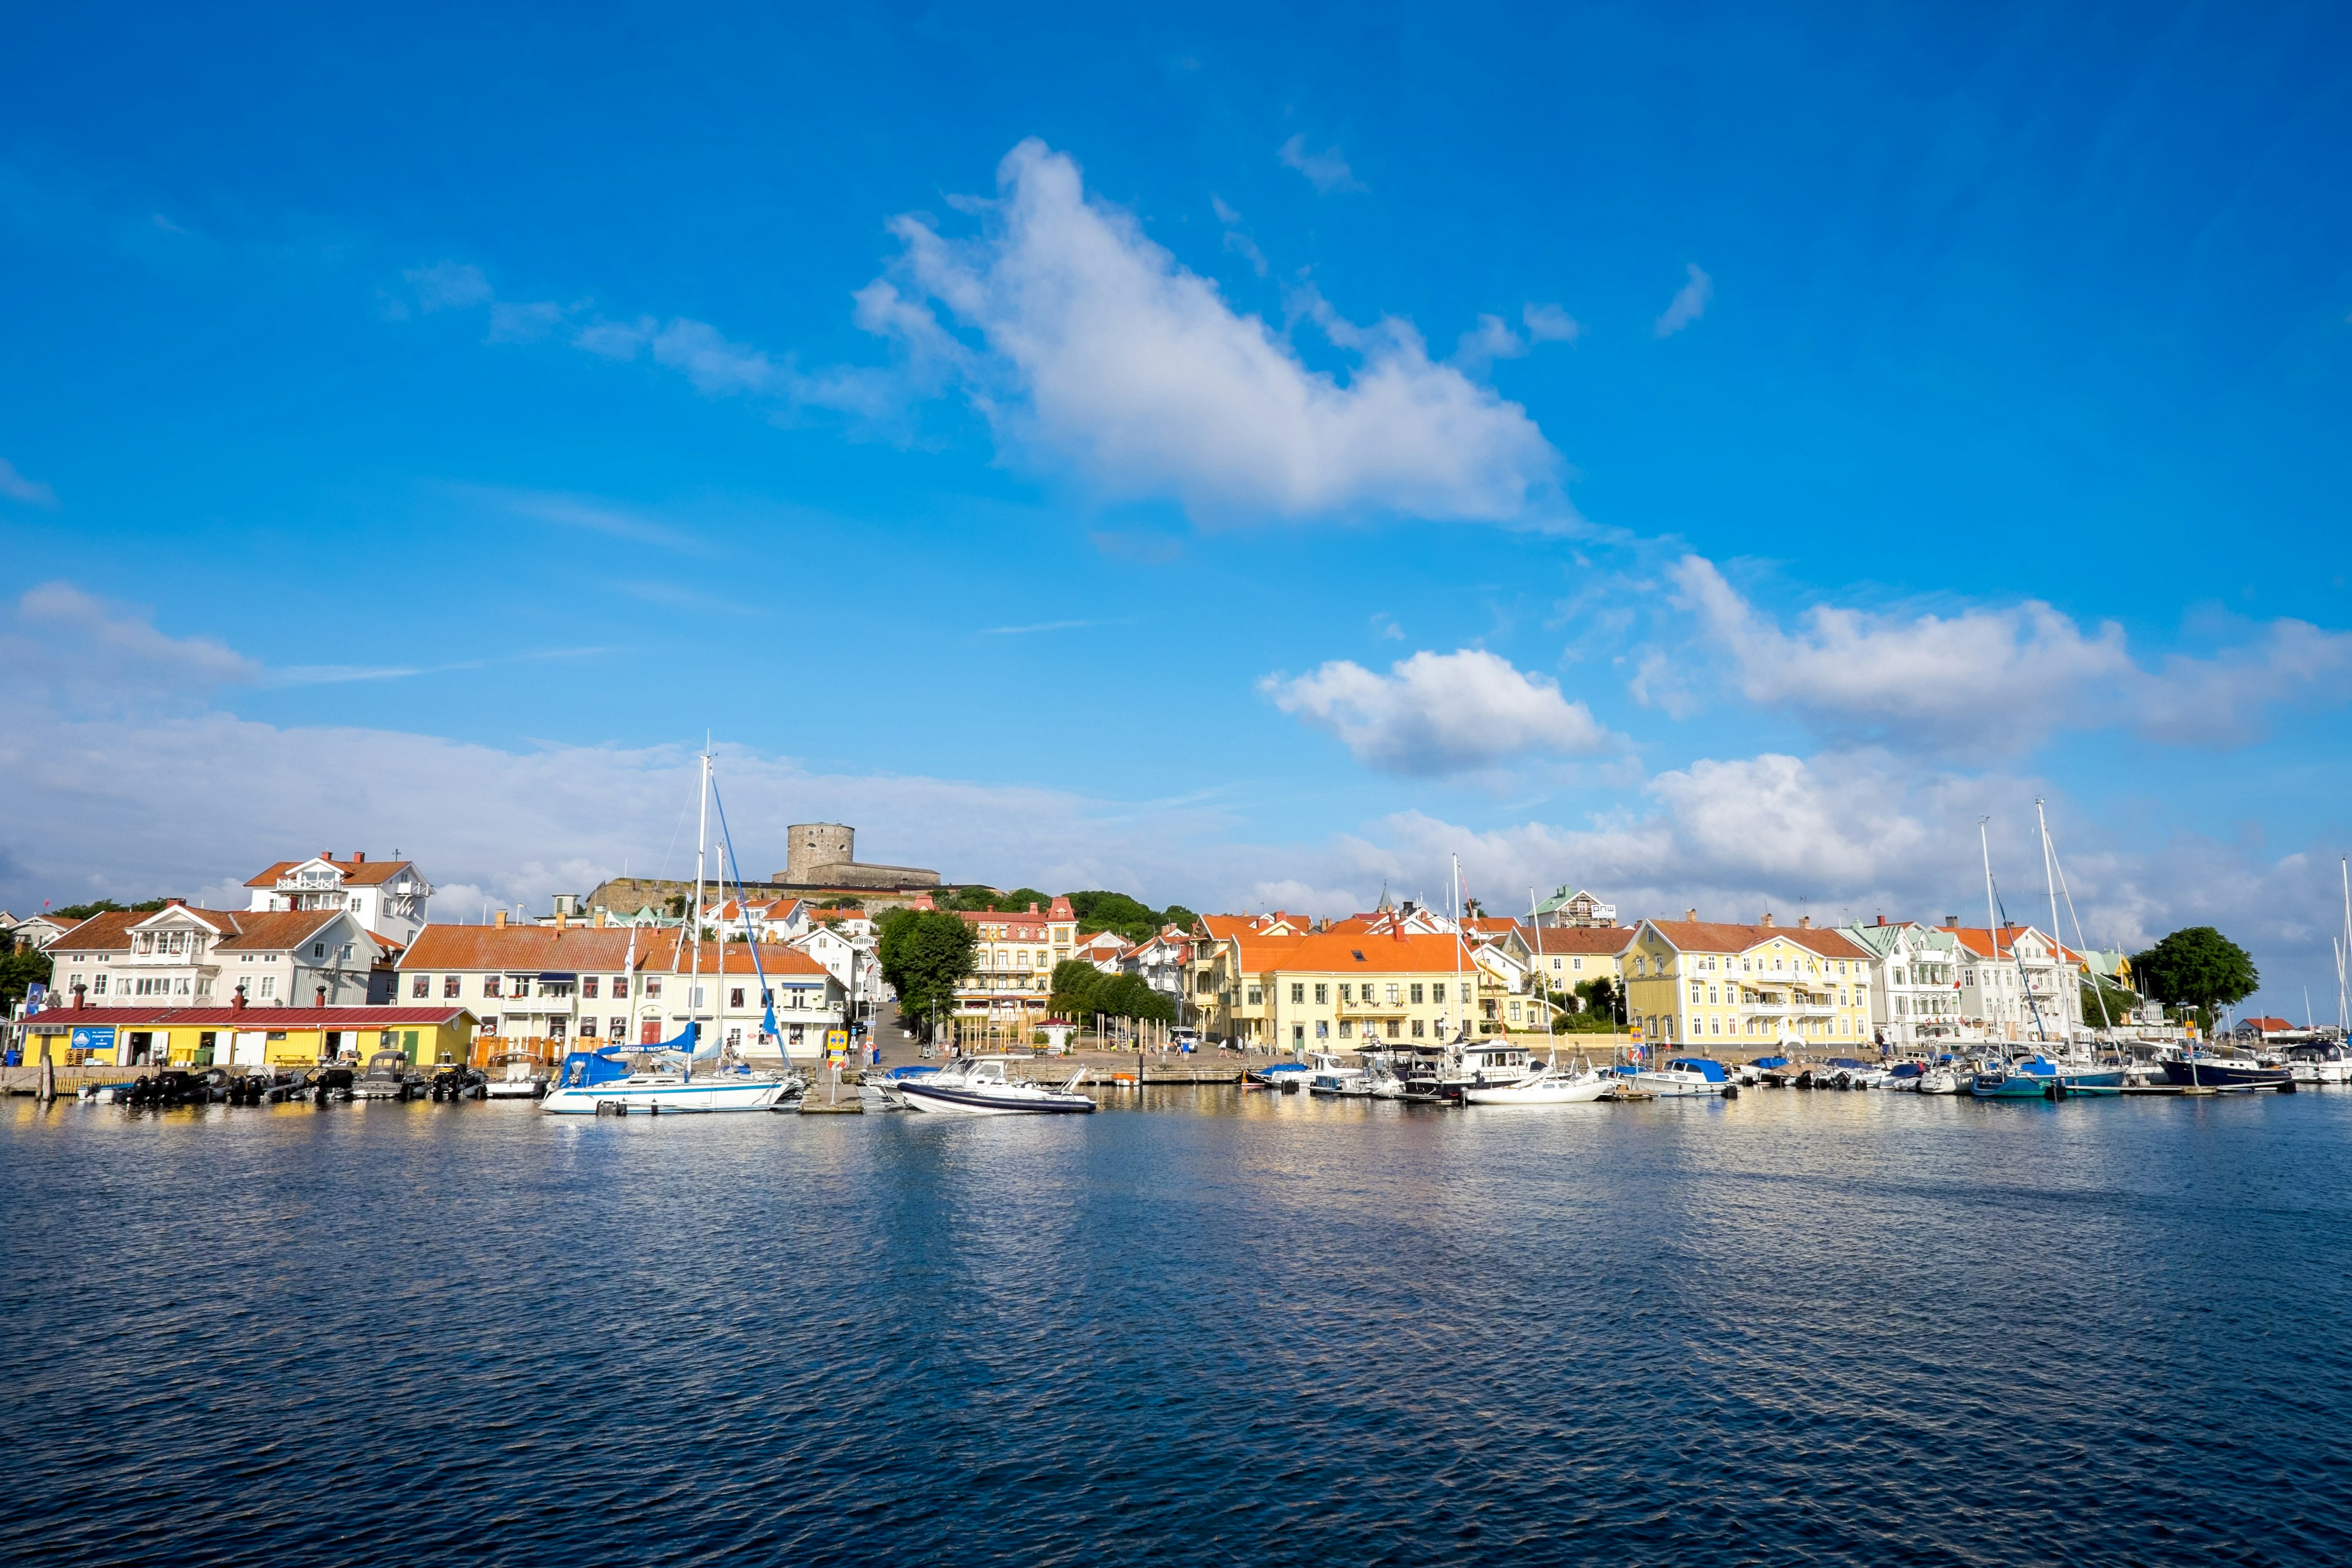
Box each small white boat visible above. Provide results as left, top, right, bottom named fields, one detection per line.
left=1304, top=1053, right=1367, bottom=1096
left=483, top=1050, right=548, bottom=1100
left=895, top=1055, right=1097, bottom=1115
left=1463, top=1061, right=1614, bottom=1105
left=1915, top=1065, right=1962, bottom=1095
left=539, top=1031, right=802, bottom=1115
left=2282, top=1041, right=2352, bottom=1085
left=1627, top=1057, right=1732, bottom=1097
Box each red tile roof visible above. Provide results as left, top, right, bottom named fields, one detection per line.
left=1517, top=924, right=1637, bottom=956
left=49, top=907, right=349, bottom=954
left=398, top=924, right=827, bottom=978
left=244, top=854, right=417, bottom=888
left=1939, top=925, right=2082, bottom=963
left=1642, top=919, right=1871, bottom=960
left=25, top=1005, right=475, bottom=1031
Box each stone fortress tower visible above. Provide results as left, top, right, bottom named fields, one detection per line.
left=777, top=824, right=940, bottom=894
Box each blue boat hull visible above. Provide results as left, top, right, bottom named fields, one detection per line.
left=1970, top=1072, right=2054, bottom=1099
left=2161, top=1058, right=2290, bottom=1089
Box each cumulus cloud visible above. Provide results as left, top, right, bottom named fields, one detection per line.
left=1276, top=134, right=1366, bottom=194
left=1654, top=263, right=1713, bottom=337
left=1670, top=556, right=2352, bottom=748
left=1261, top=649, right=1615, bottom=774
left=862, top=139, right=1561, bottom=520
left=0, top=456, right=59, bottom=508
left=4, top=582, right=258, bottom=710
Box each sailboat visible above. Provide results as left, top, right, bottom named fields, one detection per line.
left=540, top=749, right=805, bottom=1115
left=2034, top=801, right=2126, bottom=1094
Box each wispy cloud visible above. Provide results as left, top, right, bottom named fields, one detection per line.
left=1211, top=195, right=1268, bottom=277
left=1654, top=263, right=1714, bottom=337
left=978, top=617, right=1136, bottom=636
left=1277, top=134, right=1367, bottom=194
left=1454, top=303, right=1584, bottom=372
left=0, top=456, right=59, bottom=508
left=481, top=487, right=718, bottom=556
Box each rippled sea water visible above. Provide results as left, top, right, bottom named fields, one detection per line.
left=6, top=1086, right=2350, bottom=1565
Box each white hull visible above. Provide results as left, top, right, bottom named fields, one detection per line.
left=483, top=1080, right=543, bottom=1099
left=1629, top=1069, right=1724, bottom=1098
left=896, top=1084, right=1093, bottom=1115
left=1463, top=1072, right=1614, bottom=1105
left=539, top=1074, right=799, bottom=1114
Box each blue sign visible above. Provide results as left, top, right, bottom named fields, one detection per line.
left=72, top=1025, right=117, bottom=1051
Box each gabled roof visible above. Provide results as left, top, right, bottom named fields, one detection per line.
left=1518, top=924, right=1637, bottom=957
left=1939, top=925, right=2082, bottom=963
left=1641, top=919, right=1871, bottom=961
left=50, top=907, right=351, bottom=954
left=244, top=854, right=418, bottom=889
left=1254, top=932, right=1481, bottom=976
left=400, top=923, right=829, bottom=977
left=24, top=1005, right=478, bottom=1032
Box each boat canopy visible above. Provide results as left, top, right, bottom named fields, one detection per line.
left=1888, top=1062, right=1923, bottom=1080
left=1749, top=1055, right=1789, bottom=1069
left=1665, top=1057, right=1728, bottom=1081
left=594, top=1021, right=701, bottom=1060
left=1823, top=1057, right=1869, bottom=1069
left=557, top=1050, right=631, bottom=1090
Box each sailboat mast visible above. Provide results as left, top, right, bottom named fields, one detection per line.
left=1452, top=854, right=1464, bottom=1046
left=692, top=746, right=709, bottom=1035
left=1980, top=818, right=2002, bottom=1044
left=2037, top=799, right=2064, bottom=1046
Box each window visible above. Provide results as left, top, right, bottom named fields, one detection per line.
left=92, top=974, right=108, bottom=995
left=1247, top=985, right=1263, bottom=1005
left=1574, top=958, right=1583, bottom=971
left=645, top=979, right=662, bottom=1000
left=730, top=987, right=745, bottom=1008
left=1551, top=957, right=1562, bottom=971
left=613, top=976, right=630, bottom=998
left=1338, top=1020, right=1353, bottom=1039
left=1385, top=984, right=1400, bottom=1005
left=1384, top=1020, right=1400, bottom=1039
left=1313, top=983, right=1328, bottom=1003
left=611, top=1017, right=628, bottom=1038
left=1509, top=1001, right=1521, bottom=1022
left=483, top=976, right=502, bottom=998
left=257, top=976, right=276, bottom=999
left=1411, top=1019, right=1426, bottom=1038
left=1339, top=983, right=1352, bottom=1003
left=583, top=976, right=600, bottom=1000
left=1709, top=987, right=1719, bottom=1005
left=340, top=944, right=354, bottom=961
left=410, top=974, right=429, bottom=999
left=1409, top=983, right=1424, bottom=1005
left=579, top=1017, right=598, bottom=1037
left=314, top=943, right=326, bottom=958
left=1290, top=984, right=1305, bottom=1003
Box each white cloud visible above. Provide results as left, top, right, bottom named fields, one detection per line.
left=5, top=582, right=258, bottom=710
left=1261, top=648, right=1615, bottom=774
left=1210, top=195, right=1268, bottom=277
left=406, top=261, right=493, bottom=312
left=1453, top=303, right=1584, bottom=372
left=1654, top=263, right=1713, bottom=337
left=864, top=139, right=1561, bottom=521
left=0, top=456, right=58, bottom=508
left=1522, top=303, right=1583, bottom=343
left=1670, top=556, right=2352, bottom=748
left=1276, top=134, right=1366, bottom=194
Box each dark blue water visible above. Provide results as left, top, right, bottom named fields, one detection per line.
left=6, top=1088, right=2350, bottom=1565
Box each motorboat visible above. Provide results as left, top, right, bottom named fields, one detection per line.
left=352, top=1049, right=418, bottom=1101
left=1463, top=1060, right=1615, bottom=1105
left=1628, top=1056, right=1732, bottom=1098
left=2160, top=1050, right=2291, bottom=1090
left=859, top=1064, right=938, bottom=1110
left=2280, top=1040, right=2352, bottom=1085
left=1304, top=1054, right=1367, bottom=1096
left=1738, top=1055, right=1788, bottom=1086
left=1916, top=1063, right=1962, bottom=1095
left=1246, top=1061, right=1316, bottom=1091
left=1885, top=1062, right=1925, bottom=1091
left=894, top=1055, right=1096, bottom=1115
left=483, top=1049, right=548, bottom=1100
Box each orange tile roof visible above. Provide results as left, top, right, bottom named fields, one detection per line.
left=399, top=925, right=827, bottom=978
left=1518, top=924, right=1637, bottom=956
left=50, top=906, right=349, bottom=954
left=1642, top=919, right=1870, bottom=960
left=1248, top=931, right=1476, bottom=976
left=1939, top=925, right=2082, bottom=963
left=244, top=854, right=417, bottom=888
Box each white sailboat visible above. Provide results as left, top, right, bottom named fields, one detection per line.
left=540, top=749, right=803, bottom=1115
left=1463, top=1056, right=1614, bottom=1105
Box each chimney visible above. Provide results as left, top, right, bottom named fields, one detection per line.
left=353, top=851, right=365, bottom=864
left=494, top=910, right=508, bottom=929
left=313, top=986, right=326, bottom=1008
left=556, top=910, right=568, bottom=930
left=323, top=850, right=333, bottom=862
left=71, top=983, right=86, bottom=1011
left=232, top=987, right=247, bottom=1013
left=1759, top=912, right=1774, bottom=927
left=1876, top=913, right=1886, bottom=926
left=166, top=897, right=184, bottom=908
left=594, top=910, right=607, bottom=928
left=1684, top=908, right=1697, bottom=922
left=1944, top=915, right=1958, bottom=927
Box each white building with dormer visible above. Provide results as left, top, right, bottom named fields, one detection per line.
left=245, top=851, right=434, bottom=946
left=47, top=901, right=394, bottom=1009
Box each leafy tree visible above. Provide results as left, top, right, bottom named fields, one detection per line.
left=2079, top=978, right=2137, bottom=1030
left=48, top=897, right=170, bottom=922
left=1065, top=891, right=1194, bottom=944
left=1, top=945, right=53, bottom=1009
left=1047, top=957, right=1174, bottom=1023
left=944, top=886, right=1000, bottom=913
left=876, top=908, right=978, bottom=1038
left=990, top=886, right=1051, bottom=913
left=2131, top=927, right=2258, bottom=1017
left=1573, top=976, right=1622, bottom=1022
left=1163, top=904, right=1199, bottom=933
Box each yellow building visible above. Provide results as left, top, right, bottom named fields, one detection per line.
left=23, top=1003, right=479, bottom=1069
left=1190, top=926, right=1501, bottom=1049
left=954, top=895, right=1079, bottom=1022
left=1623, top=914, right=1872, bottom=1055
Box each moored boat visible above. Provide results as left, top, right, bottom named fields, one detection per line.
left=2160, top=1051, right=2291, bottom=1090
left=895, top=1055, right=1096, bottom=1115
left=1463, top=1060, right=1615, bottom=1105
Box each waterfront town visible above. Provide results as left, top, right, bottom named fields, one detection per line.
left=6, top=813, right=2290, bottom=1100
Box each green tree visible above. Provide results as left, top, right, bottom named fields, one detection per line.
left=2079, top=977, right=2137, bottom=1030
left=990, top=886, right=1051, bottom=913
left=48, top=897, right=170, bottom=922
left=1, top=945, right=53, bottom=1010
left=944, top=886, right=1000, bottom=913
left=1065, top=891, right=1196, bottom=944
left=1047, top=957, right=1174, bottom=1024
left=1163, top=903, right=1199, bottom=933
left=2131, top=927, right=2258, bottom=1019
left=876, top=908, right=978, bottom=1038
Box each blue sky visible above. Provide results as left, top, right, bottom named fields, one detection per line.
left=6, top=2, right=2351, bottom=1017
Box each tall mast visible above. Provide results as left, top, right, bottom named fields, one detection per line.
left=691, top=745, right=709, bottom=1024
left=1452, top=853, right=1464, bottom=1046
left=2037, top=799, right=2064, bottom=1046
left=1980, top=818, right=2002, bottom=1043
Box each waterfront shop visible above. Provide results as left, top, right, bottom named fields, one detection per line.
left=20, top=1000, right=478, bottom=1069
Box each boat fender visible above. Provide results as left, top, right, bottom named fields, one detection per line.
left=1721, top=1084, right=1739, bottom=1099
left=2279, top=1079, right=2297, bottom=1094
